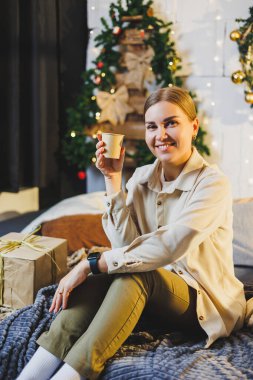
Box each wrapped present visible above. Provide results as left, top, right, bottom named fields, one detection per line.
left=0, top=231, right=68, bottom=309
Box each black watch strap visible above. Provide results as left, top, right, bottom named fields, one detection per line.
left=87, top=252, right=101, bottom=274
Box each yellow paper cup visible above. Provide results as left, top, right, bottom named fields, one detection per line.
left=102, top=133, right=125, bottom=159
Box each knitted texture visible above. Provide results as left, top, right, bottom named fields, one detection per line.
left=1, top=285, right=253, bottom=380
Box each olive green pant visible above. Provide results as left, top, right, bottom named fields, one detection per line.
left=37, top=269, right=203, bottom=380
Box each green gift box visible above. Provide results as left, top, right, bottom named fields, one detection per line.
left=0, top=232, right=68, bottom=309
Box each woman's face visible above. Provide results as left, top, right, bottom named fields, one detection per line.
left=145, top=100, right=199, bottom=169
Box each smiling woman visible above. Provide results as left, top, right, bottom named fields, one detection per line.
left=17, top=86, right=246, bottom=380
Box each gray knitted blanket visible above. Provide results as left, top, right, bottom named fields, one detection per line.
left=1, top=285, right=253, bottom=380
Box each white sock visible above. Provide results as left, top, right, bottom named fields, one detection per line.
left=50, top=363, right=85, bottom=380
left=17, top=346, right=63, bottom=380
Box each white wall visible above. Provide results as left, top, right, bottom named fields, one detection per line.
left=87, top=0, right=253, bottom=198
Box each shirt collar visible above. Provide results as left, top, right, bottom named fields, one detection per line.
left=138, top=147, right=209, bottom=193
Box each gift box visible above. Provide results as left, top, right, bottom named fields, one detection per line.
left=0, top=232, right=68, bottom=309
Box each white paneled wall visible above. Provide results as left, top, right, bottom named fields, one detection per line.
left=87, top=0, right=253, bottom=198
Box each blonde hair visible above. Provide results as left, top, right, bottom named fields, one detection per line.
left=144, top=86, right=197, bottom=121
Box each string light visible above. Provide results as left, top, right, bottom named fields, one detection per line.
left=216, top=40, right=223, bottom=47
left=92, top=157, right=97, bottom=163
left=101, top=72, right=106, bottom=77
left=91, top=6, right=95, bottom=10
left=169, top=61, right=173, bottom=66
left=91, top=95, right=96, bottom=100
left=110, top=88, right=115, bottom=94
left=168, top=83, right=173, bottom=87
left=92, top=134, right=97, bottom=139
left=171, top=30, right=175, bottom=35
left=70, top=131, right=76, bottom=138
left=90, top=30, right=94, bottom=35
left=206, top=82, right=212, bottom=87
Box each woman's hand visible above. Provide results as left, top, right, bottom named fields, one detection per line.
left=95, top=133, right=125, bottom=178
left=49, top=259, right=91, bottom=314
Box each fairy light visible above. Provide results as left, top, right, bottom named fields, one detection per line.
left=206, top=82, right=212, bottom=87
left=212, top=140, right=218, bottom=147
left=101, top=72, right=106, bottom=77
left=92, top=157, right=97, bottom=163
left=92, top=134, right=97, bottom=139
left=168, top=83, right=173, bottom=87
left=70, top=131, right=76, bottom=138
left=169, top=61, right=173, bottom=66
left=216, top=40, right=223, bottom=47
left=148, top=25, right=154, bottom=30
left=90, top=30, right=94, bottom=35
left=91, top=6, right=95, bottom=10
left=171, top=30, right=175, bottom=35
left=110, top=88, right=115, bottom=94
left=95, top=112, right=100, bottom=120
left=91, top=95, right=96, bottom=100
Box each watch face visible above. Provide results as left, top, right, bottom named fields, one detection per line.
left=88, top=252, right=101, bottom=260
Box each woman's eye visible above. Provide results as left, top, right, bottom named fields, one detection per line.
left=146, top=125, right=157, bottom=130
left=165, top=121, right=177, bottom=127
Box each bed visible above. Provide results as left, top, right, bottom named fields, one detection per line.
left=1, top=192, right=253, bottom=380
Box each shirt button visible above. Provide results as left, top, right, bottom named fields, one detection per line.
left=198, top=290, right=201, bottom=295
left=199, top=316, right=204, bottom=321
left=113, top=261, right=118, bottom=267
left=178, top=270, right=183, bottom=275
left=107, top=202, right=110, bottom=207
left=157, top=201, right=162, bottom=205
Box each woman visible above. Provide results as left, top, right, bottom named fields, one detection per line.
left=17, top=86, right=246, bottom=380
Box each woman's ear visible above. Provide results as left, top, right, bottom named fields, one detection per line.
left=193, top=117, right=199, bottom=136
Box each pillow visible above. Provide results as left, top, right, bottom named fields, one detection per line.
left=233, top=200, right=253, bottom=267
left=41, top=214, right=111, bottom=254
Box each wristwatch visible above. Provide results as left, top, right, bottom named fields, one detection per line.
left=87, top=252, right=101, bottom=274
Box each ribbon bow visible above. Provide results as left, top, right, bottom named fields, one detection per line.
left=124, top=47, right=155, bottom=90
left=0, top=225, right=46, bottom=255
left=0, top=225, right=60, bottom=271
left=96, top=85, right=134, bottom=126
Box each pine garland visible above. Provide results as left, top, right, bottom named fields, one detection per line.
left=230, top=6, right=253, bottom=107
left=62, top=0, right=210, bottom=173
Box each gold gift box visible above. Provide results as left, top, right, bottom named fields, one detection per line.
left=0, top=232, right=68, bottom=309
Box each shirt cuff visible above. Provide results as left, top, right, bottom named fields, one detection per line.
left=104, top=190, right=126, bottom=213
left=103, top=247, right=143, bottom=274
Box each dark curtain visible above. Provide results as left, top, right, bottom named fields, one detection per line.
left=0, top=0, right=88, bottom=205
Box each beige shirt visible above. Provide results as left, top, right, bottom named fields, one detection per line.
left=102, top=147, right=246, bottom=348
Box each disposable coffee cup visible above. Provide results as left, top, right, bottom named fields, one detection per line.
left=102, top=133, right=125, bottom=159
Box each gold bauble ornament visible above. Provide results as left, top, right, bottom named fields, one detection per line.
left=245, top=91, right=253, bottom=104
left=231, top=70, right=246, bottom=84
left=230, top=30, right=242, bottom=41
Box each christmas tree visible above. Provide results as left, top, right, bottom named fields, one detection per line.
left=62, top=0, right=210, bottom=179
left=230, top=6, right=253, bottom=107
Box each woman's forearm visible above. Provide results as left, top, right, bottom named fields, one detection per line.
left=104, top=172, right=122, bottom=195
